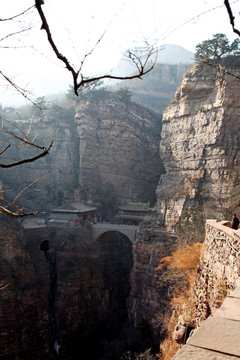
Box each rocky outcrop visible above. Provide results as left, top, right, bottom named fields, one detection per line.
left=75, top=92, right=163, bottom=205
left=155, top=64, right=240, bottom=229
left=1, top=92, right=163, bottom=212
left=127, top=227, right=177, bottom=336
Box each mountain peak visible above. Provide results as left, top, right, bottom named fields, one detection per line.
left=157, top=44, right=194, bottom=64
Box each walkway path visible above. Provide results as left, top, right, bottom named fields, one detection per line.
left=172, top=288, right=240, bottom=359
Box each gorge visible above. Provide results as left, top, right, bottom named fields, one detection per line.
left=1, top=58, right=240, bottom=359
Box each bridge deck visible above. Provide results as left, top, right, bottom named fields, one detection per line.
left=91, top=223, right=138, bottom=243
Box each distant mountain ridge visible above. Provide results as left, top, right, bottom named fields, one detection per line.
left=112, top=44, right=194, bottom=113
left=157, top=44, right=194, bottom=64
left=115, top=44, right=194, bottom=76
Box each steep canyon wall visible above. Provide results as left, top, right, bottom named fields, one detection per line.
left=0, top=222, right=177, bottom=359
left=0, top=92, right=163, bottom=212
left=155, top=64, right=240, bottom=229
left=75, top=92, right=163, bottom=205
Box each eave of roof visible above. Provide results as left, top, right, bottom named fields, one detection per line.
left=51, top=202, right=97, bottom=214
left=115, top=214, right=145, bottom=221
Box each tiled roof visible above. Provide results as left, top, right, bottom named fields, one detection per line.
left=119, top=201, right=151, bottom=212
left=48, top=213, right=78, bottom=221
left=51, top=202, right=97, bottom=214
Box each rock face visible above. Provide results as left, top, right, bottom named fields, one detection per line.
left=127, top=227, right=177, bottom=338
left=114, top=63, right=191, bottom=114
left=155, top=64, right=240, bottom=229
left=0, top=113, right=79, bottom=211
left=75, top=92, right=163, bottom=205
left=0, top=92, right=163, bottom=212
left=0, top=220, right=177, bottom=359
left=0, top=223, right=133, bottom=359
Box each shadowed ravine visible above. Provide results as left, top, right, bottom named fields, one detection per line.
left=0, top=224, right=170, bottom=359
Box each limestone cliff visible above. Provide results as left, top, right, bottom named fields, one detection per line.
left=0, top=111, right=79, bottom=210
left=114, top=63, right=191, bottom=114
left=0, top=92, right=163, bottom=212
left=155, top=64, right=240, bottom=229
left=75, top=92, right=163, bottom=205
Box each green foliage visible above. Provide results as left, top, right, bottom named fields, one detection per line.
left=116, top=87, right=132, bottom=103
left=66, top=80, right=107, bottom=102
left=195, top=33, right=240, bottom=66
left=31, top=96, right=46, bottom=117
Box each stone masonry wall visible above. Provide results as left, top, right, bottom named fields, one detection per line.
left=194, top=219, right=240, bottom=326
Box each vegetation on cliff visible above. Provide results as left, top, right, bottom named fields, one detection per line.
left=156, top=242, right=202, bottom=360
left=195, top=33, right=240, bottom=65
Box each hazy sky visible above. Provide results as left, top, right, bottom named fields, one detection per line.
left=1, top=0, right=240, bottom=106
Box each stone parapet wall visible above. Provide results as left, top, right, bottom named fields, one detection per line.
left=193, top=219, right=240, bottom=327
left=204, top=220, right=240, bottom=286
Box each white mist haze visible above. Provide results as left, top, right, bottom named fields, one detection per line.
left=1, top=0, right=240, bottom=106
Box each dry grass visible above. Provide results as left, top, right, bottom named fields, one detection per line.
left=156, top=336, right=179, bottom=360
left=156, top=242, right=202, bottom=360
left=156, top=242, right=202, bottom=274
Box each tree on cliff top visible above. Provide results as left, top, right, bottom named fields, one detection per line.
left=195, top=33, right=240, bottom=64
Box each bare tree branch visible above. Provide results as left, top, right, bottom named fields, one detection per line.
left=14, top=174, right=48, bottom=203
left=35, top=0, right=79, bottom=94
left=0, top=71, right=42, bottom=108
left=0, top=145, right=11, bottom=156
left=34, top=0, right=156, bottom=96
left=0, top=27, right=33, bottom=43
left=0, top=176, right=48, bottom=217
left=0, top=6, right=34, bottom=22
left=224, top=0, right=240, bottom=37
left=0, top=118, right=45, bottom=150
left=0, top=141, right=53, bottom=168
left=0, top=203, right=38, bottom=217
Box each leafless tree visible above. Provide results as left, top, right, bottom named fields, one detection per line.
left=0, top=117, right=52, bottom=217
left=224, top=0, right=240, bottom=37
left=0, top=1, right=156, bottom=217
left=34, top=0, right=156, bottom=96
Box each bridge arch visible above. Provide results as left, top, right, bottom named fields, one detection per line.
left=92, top=223, right=138, bottom=244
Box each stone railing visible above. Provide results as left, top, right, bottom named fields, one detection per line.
left=204, top=219, right=240, bottom=288
left=193, top=219, right=240, bottom=327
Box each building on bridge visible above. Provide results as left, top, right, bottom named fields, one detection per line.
left=114, top=201, right=151, bottom=225
left=48, top=202, right=97, bottom=227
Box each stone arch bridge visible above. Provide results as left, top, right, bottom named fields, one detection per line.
left=91, top=223, right=138, bottom=244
